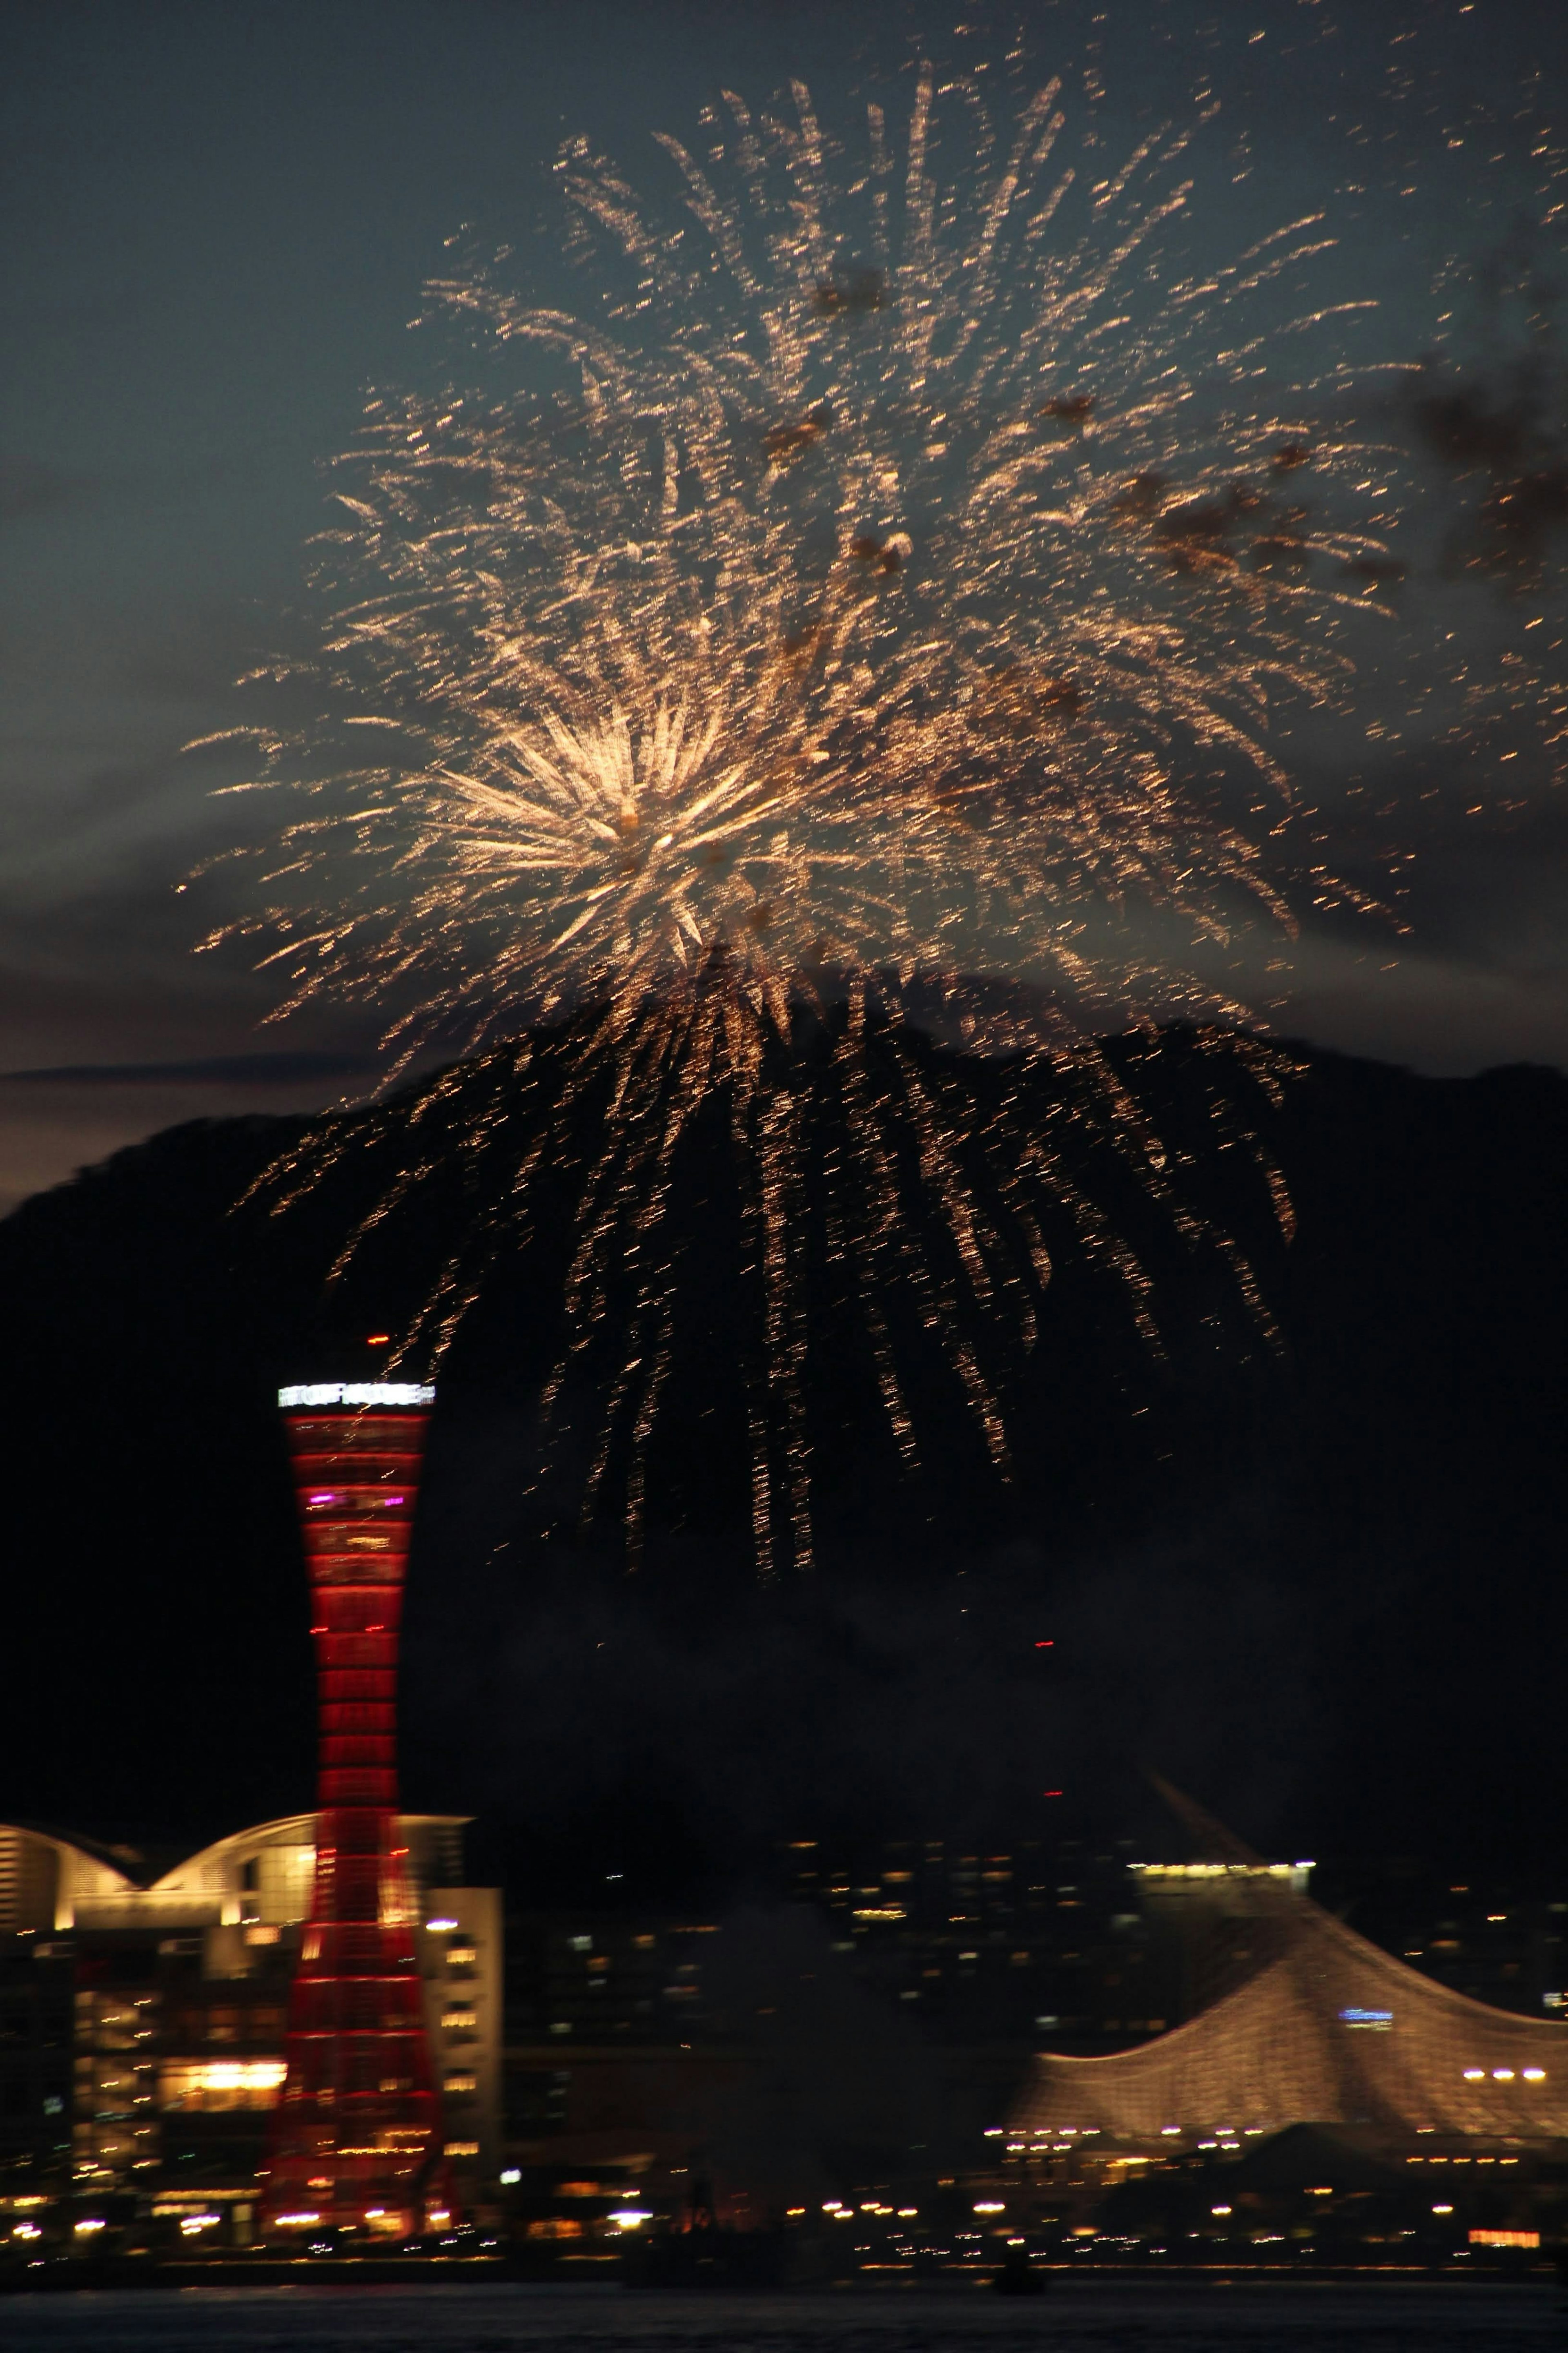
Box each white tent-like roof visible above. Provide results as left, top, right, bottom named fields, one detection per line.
left=1011, top=1895, right=1568, bottom=2147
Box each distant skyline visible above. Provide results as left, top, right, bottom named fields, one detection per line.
left=4, top=0, right=1567, bottom=1213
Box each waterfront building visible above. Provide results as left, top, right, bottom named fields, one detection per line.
left=1013, top=1859, right=1567, bottom=2152
left=0, top=1814, right=499, bottom=2242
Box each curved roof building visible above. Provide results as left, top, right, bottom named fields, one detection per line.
left=1011, top=1881, right=1568, bottom=2149
left=0, top=1815, right=467, bottom=1936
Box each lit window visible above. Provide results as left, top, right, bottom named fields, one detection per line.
left=158, top=2061, right=286, bottom=2111
left=445, top=2141, right=480, bottom=2158
left=279, top=1381, right=433, bottom=1407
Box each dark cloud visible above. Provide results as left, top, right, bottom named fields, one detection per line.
left=1408, top=368, right=1568, bottom=589
left=0, top=1050, right=377, bottom=1087
left=0, top=456, right=89, bottom=524
left=1399, top=214, right=1568, bottom=592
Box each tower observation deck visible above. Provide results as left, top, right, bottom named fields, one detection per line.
left=261, top=1380, right=449, bottom=2239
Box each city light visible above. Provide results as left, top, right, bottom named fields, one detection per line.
left=611, top=2210, right=651, bottom=2229
left=265, top=1387, right=444, bottom=2233
left=499, top=2170, right=521, bottom=2186
left=1129, top=1862, right=1315, bottom=1881
left=277, top=1382, right=435, bottom=1407
left=178, top=2061, right=286, bottom=2093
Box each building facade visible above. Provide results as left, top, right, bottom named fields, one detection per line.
left=0, top=1815, right=499, bottom=2246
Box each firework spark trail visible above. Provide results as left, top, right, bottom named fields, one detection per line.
left=211, top=65, right=1417, bottom=1573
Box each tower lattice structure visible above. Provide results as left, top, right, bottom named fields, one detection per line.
left=261, top=1382, right=449, bottom=2237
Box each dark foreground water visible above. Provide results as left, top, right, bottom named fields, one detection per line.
left=0, top=2283, right=1562, bottom=2353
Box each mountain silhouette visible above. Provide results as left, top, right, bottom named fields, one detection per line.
left=2, top=1006, right=1564, bottom=1897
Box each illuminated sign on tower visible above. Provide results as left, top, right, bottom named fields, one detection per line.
left=262, top=1379, right=449, bottom=2238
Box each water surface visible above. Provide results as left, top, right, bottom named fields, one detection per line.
left=0, top=2282, right=1561, bottom=2353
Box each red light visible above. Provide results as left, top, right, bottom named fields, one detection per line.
left=1043, top=1789, right=1063, bottom=1798
left=1035, top=1640, right=1053, bottom=1648
left=266, top=1398, right=445, bottom=2237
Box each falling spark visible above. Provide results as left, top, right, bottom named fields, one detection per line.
left=205, top=65, right=1419, bottom=1574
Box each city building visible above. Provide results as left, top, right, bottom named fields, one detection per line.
left=0, top=1814, right=499, bottom=2246
left=1004, top=1867, right=1568, bottom=2222
left=781, top=1834, right=1190, bottom=2047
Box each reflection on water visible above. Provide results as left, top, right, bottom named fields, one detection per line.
left=0, top=2284, right=1560, bottom=2353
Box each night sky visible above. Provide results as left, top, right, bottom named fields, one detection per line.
left=2, top=1, right=1568, bottom=1903
left=3, top=0, right=1567, bottom=1216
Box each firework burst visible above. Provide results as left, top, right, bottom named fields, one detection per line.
left=206, top=65, right=1405, bottom=1573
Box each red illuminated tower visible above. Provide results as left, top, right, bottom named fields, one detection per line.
left=261, top=1379, right=449, bottom=2239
